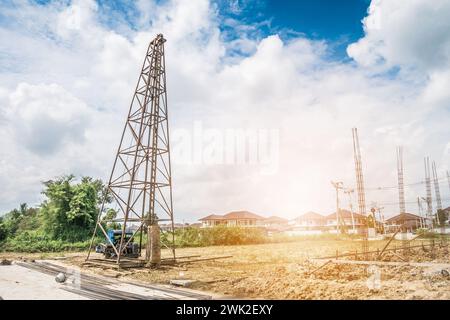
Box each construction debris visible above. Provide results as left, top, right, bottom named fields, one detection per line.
left=170, top=279, right=198, bottom=287
left=12, top=260, right=211, bottom=300
left=0, top=259, right=12, bottom=265
left=55, top=273, right=66, bottom=283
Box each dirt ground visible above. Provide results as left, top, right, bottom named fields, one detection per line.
left=1, top=239, right=449, bottom=299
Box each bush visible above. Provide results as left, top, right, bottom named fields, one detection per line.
left=0, top=230, right=93, bottom=253
left=174, top=226, right=268, bottom=247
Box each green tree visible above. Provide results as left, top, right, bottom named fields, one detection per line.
left=39, top=175, right=106, bottom=241
left=16, top=206, right=40, bottom=232
left=0, top=216, right=6, bottom=242
left=67, top=177, right=99, bottom=226
left=40, top=175, right=75, bottom=239
left=1, top=203, right=29, bottom=236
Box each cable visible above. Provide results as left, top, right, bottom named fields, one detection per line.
left=366, top=177, right=448, bottom=191
left=375, top=197, right=450, bottom=206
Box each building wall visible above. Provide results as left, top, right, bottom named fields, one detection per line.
left=386, top=219, right=421, bottom=231
left=201, top=219, right=261, bottom=227
left=201, top=220, right=226, bottom=227
left=294, top=219, right=324, bottom=227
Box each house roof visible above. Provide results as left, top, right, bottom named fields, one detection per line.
left=295, top=211, right=324, bottom=221
left=222, top=211, right=265, bottom=220
left=198, top=211, right=265, bottom=221
left=326, top=210, right=366, bottom=219
left=264, top=216, right=289, bottom=223
left=386, top=212, right=422, bottom=223
left=198, top=214, right=225, bottom=221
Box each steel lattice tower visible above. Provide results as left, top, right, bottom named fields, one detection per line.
left=352, top=128, right=368, bottom=256
left=396, top=146, right=406, bottom=214
left=424, top=157, right=433, bottom=225
left=432, top=161, right=442, bottom=211
left=352, top=128, right=367, bottom=216
left=417, top=197, right=424, bottom=228
left=87, top=34, right=175, bottom=264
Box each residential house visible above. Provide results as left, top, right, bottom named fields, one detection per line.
left=198, top=214, right=227, bottom=227
left=292, top=212, right=325, bottom=229
left=287, top=212, right=326, bottom=235
left=385, top=212, right=423, bottom=232
left=199, top=211, right=265, bottom=228
left=262, top=216, right=290, bottom=232
left=325, top=210, right=367, bottom=234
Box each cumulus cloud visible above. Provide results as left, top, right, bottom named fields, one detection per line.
left=347, top=0, right=450, bottom=73
left=0, top=0, right=449, bottom=220
left=5, top=83, right=91, bottom=155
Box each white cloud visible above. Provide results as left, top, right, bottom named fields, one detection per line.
left=6, top=83, right=91, bottom=155
left=347, top=0, right=450, bottom=73
left=0, top=0, right=449, bottom=221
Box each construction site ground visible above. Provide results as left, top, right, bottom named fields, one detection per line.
left=1, top=238, right=449, bottom=300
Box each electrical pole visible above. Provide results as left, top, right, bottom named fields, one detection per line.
left=376, top=205, right=385, bottom=234
left=331, top=181, right=344, bottom=234
left=370, top=202, right=384, bottom=234
left=344, top=188, right=356, bottom=233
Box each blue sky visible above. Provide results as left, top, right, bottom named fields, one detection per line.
left=217, top=0, right=369, bottom=58
left=26, top=0, right=371, bottom=60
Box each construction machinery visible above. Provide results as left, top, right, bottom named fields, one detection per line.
left=95, top=230, right=139, bottom=259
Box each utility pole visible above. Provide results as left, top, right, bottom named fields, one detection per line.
left=331, top=181, right=344, bottom=234
left=344, top=188, right=356, bottom=233
left=396, top=146, right=406, bottom=214
left=375, top=205, right=385, bottom=234
left=424, top=157, right=433, bottom=229
left=370, top=202, right=384, bottom=234
left=421, top=196, right=430, bottom=228
left=380, top=206, right=386, bottom=234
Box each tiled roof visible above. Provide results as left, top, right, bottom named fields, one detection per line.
left=295, top=211, right=325, bottom=220
left=326, top=210, right=366, bottom=219
left=386, top=212, right=422, bottom=223
left=199, top=211, right=265, bottom=221
left=198, top=214, right=225, bottom=221
left=222, top=211, right=265, bottom=220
